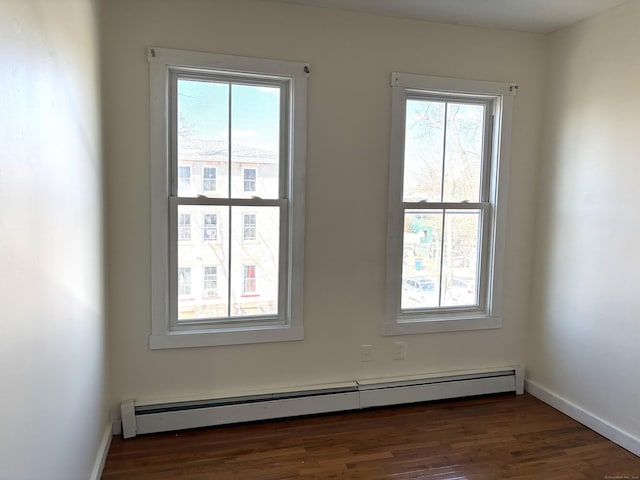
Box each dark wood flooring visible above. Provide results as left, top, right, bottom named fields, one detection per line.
left=102, top=393, right=640, bottom=479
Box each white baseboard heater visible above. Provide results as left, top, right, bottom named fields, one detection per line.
left=120, top=366, right=523, bottom=439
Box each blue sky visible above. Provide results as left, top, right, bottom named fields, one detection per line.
left=178, top=79, right=280, bottom=152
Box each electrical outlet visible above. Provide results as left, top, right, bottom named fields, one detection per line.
left=361, top=344, right=373, bottom=362
left=393, top=341, right=406, bottom=360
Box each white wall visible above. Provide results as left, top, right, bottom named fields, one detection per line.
left=528, top=0, right=640, bottom=443
left=102, top=0, right=546, bottom=407
left=0, top=1, right=109, bottom=478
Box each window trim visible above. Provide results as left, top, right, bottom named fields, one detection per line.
left=149, top=47, right=308, bottom=349
left=384, top=73, right=516, bottom=336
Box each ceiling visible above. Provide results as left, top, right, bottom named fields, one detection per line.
left=262, top=0, right=626, bottom=33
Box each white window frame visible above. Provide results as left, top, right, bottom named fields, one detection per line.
left=149, top=47, right=308, bottom=348
left=243, top=167, right=257, bottom=193
left=202, top=166, right=217, bottom=192
left=384, top=72, right=515, bottom=336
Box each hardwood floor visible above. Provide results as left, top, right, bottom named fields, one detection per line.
left=102, top=393, right=640, bottom=479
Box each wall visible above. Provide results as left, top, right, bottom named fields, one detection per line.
left=528, top=0, right=640, bottom=444
left=0, top=0, right=109, bottom=478
left=102, top=0, right=546, bottom=407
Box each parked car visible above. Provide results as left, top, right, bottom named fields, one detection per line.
left=402, top=277, right=436, bottom=303
left=450, top=277, right=477, bottom=305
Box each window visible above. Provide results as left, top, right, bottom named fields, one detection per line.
left=385, top=73, right=515, bottom=335
left=242, top=213, right=256, bottom=241
left=178, top=213, right=191, bottom=241
left=243, top=168, right=256, bottom=192
left=178, top=165, right=191, bottom=190
left=178, top=267, right=192, bottom=296
left=203, top=213, right=218, bottom=241
left=203, top=166, right=217, bottom=192
left=243, top=265, right=257, bottom=294
left=203, top=266, right=218, bottom=298
left=149, top=48, right=308, bottom=348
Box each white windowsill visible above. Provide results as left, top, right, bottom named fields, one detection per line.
left=383, top=316, right=502, bottom=336
left=150, top=325, right=304, bottom=349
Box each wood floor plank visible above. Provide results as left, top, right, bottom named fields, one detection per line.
left=102, top=393, right=640, bottom=479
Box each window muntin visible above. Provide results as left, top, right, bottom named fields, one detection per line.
left=385, top=72, right=514, bottom=334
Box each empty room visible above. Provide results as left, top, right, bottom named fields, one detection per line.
left=1, top=0, right=639, bottom=479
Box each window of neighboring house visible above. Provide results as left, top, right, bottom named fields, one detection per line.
left=178, top=267, right=192, bottom=296
left=178, top=213, right=191, bottom=241
left=149, top=47, right=308, bottom=348
left=203, top=166, right=217, bottom=192
left=178, top=165, right=191, bottom=190
left=203, top=266, right=218, bottom=298
left=203, top=213, right=218, bottom=241
left=243, top=168, right=256, bottom=193
left=243, top=265, right=257, bottom=295
left=243, top=213, right=256, bottom=241
left=384, top=72, right=516, bottom=335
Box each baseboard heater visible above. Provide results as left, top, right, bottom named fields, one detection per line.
left=120, top=366, right=523, bottom=439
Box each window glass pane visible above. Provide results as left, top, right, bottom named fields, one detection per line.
left=441, top=210, right=481, bottom=306
left=230, top=206, right=279, bottom=316
left=177, top=205, right=229, bottom=320
left=443, top=103, right=485, bottom=202
left=202, top=166, right=217, bottom=192
left=403, top=100, right=445, bottom=202
left=401, top=210, right=443, bottom=309
left=177, top=79, right=229, bottom=198
left=231, top=84, right=280, bottom=199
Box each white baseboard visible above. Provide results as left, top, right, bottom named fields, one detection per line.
left=89, top=423, right=113, bottom=480
left=525, top=379, right=640, bottom=457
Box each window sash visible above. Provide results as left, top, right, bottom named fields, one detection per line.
left=168, top=197, right=288, bottom=329
left=399, top=203, right=490, bottom=315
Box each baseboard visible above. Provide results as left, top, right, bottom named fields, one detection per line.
left=121, top=367, right=522, bottom=438
left=525, top=379, right=640, bottom=457
left=89, top=423, right=113, bottom=480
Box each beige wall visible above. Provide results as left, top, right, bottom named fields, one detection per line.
left=102, top=0, right=546, bottom=407
left=0, top=0, right=109, bottom=478
left=528, top=0, right=640, bottom=442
